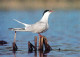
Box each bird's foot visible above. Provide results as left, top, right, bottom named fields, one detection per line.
left=38, top=33, right=43, bottom=38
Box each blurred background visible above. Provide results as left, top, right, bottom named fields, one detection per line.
left=0, top=0, right=80, bottom=57
left=0, top=0, right=80, bottom=10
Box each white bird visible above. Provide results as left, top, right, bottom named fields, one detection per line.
left=9, top=10, right=53, bottom=37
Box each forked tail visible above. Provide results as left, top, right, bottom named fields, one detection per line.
left=8, top=19, right=31, bottom=31
left=13, top=19, right=30, bottom=27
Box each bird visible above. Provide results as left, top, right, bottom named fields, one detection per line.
left=9, top=10, right=53, bottom=37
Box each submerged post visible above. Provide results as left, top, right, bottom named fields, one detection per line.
left=13, top=42, right=18, bottom=51
left=28, top=35, right=52, bottom=52
left=43, top=36, right=52, bottom=51
left=13, top=31, right=18, bottom=51
left=28, top=41, right=33, bottom=52
left=28, top=41, right=36, bottom=53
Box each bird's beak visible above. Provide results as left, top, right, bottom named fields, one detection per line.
left=49, top=10, right=53, bottom=12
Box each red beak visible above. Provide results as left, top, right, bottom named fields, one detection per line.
left=49, top=10, right=53, bottom=12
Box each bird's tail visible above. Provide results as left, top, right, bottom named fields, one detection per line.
left=8, top=19, right=31, bottom=31
left=8, top=28, right=26, bottom=31
left=13, top=19, right=30, bottom=27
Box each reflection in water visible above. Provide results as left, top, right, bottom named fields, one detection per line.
left=39, top=51, right=43, bottom=57
left=28, top=50, right=50, bottom=57
left=38, top=50, right=51, bottom=57
left=12, top=50, right=50, bottom=57
left=13, top=51, right=16, bottom=57
left=28, top=50, right=33, bottom=53
left=34, top=51, right=37, bottom=57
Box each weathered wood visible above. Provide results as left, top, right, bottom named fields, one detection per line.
left=43, top=36, right=52, bottom=51
left=28, top=41, right=33, bottom=51
left=34, top=36, right=37, bottom=51
left=13, top=31, right=18, bottom=51
left=0, top=40, right=7, bottom=45
left=28, top=35, right=52, bottom=52
left=28, top=41, right=36, bottom=52
left=13, top=42, right=18, bottom=51
left=44, top=49, right=50, bottom=54
left=38, top=36, right=43, bottom=51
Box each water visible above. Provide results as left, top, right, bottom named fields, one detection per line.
left=0, top=10, right=80, bottom=57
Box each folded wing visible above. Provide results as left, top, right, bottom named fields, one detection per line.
left=8, top=28, right=26, bottom=31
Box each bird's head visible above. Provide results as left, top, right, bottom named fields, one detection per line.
left=43, top=10, right=53, bottom=15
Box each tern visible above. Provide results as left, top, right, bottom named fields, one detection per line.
left=9, top=10, right=53, bottom=37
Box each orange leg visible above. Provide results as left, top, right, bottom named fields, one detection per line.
left=38, top=33, right=43, bottom=37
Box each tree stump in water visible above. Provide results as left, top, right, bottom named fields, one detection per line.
left=28, top=36, right=52, bottom=52
left=38, top=36, right=52, bottom=51
left=43, top=36, right=52, bottom=51
left=0, top=40, right=7, bottom=45
left=28, top=36, right=37, bottom=52
left=12, top=42, right=18, bottom=51
left=28, top=41, right=34, bottom=51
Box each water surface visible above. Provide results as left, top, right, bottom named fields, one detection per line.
left=0, top=10, right=80, bottom=57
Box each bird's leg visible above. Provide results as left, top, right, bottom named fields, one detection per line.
left=38, top=33, right=43, bottom=38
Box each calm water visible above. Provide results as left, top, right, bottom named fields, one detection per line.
left=0, top=10, right=80, bottom=57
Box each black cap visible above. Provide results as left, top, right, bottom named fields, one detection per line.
left=43, top=10, right=49, bottom=15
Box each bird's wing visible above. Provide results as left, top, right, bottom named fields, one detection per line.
left=8, top=28, right=26, bottom=31
left=13, top=19, right=30, bottom=27
left=31, top=21, right=47, bottom=30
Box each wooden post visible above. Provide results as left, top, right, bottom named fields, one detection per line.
left=28, top=35, right=52, bottom=52
left=13, top=42, right=18, bottom=51
left=0, top=40, right=7, bottom=45
left=43, top=36, right=52, bottom=51
left=34, top=36, right=37, bottom=51
left=41, top=37, right=43, bottom=50
left=13, top=31, right=18, bottom=51
left=38, top=36, right=43, bottom=51
left=28, top=41, right=36, bottom=53
left=28, top=41, right=33, bottom=52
